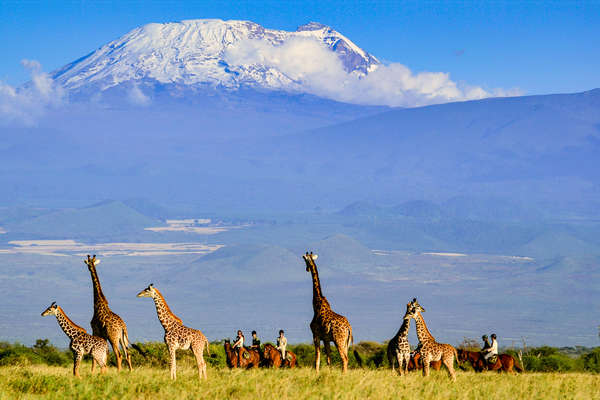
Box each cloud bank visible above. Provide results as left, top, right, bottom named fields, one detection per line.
left=224, top=37, right=521, bottom=107
left=0, top=60, right=65, bottom=125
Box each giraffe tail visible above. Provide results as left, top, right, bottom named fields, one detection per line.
left=205, top=339, right=211, bottom=357
left=121, top=326, right=131, bottom=359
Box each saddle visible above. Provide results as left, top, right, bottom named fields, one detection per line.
left=242, top=350, right=251, bottom=359
left=487, top=355, right=498, bottom=364
left=285, top=353, right=293, bottom=361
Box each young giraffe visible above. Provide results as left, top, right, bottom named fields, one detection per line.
left=41, top=302, right=108, bottom=377
left=302, top=251, right=353, bottom=373
left=137, top=284, right=210, bottom=380
left=84, top=255, right=132, bottom=371
left=405, top=298, right=458, bottom=381
left=386, top=302, right=412, bottom=375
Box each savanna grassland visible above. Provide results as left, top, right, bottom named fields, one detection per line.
left=1, top=365, right=598, bottom=400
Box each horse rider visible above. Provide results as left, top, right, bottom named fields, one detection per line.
left=483, top=333, right=498, bottom=364
left=251, top=330, right=262, bottom=356
left=232, top=330, right=245, bottom=365
left=481, top=335, right=491, bottom=352
left=276, top=329, right=287, bottom=362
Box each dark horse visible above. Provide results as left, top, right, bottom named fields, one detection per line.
left=457, top=349, right=523, bottom=373
left=262, top=343, right=297, bottom=368
left=407, top=352, right=442, bottom=372
left=223, top=339, right=261, bottom=369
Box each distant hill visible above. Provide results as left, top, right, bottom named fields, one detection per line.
left=307, top=234, right=375, bottom=273
left=183, top=244, right=305, bottom=283
left=6, top=200, right=160, bottom=238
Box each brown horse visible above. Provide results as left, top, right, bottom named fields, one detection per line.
left=457, top=349, right=522, bottom=373
left=223, top=339, right=261, bottom=369
left=407, top=352, right=442, bottom=371
left=262, top=343, right=297, bottom=368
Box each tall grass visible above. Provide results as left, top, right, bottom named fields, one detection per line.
left=0, top=365, right=598, bottom=400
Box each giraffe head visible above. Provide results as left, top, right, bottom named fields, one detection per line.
left=83, top=254, right=101, bottom=270
left=302, top=251, right=318, bottom=272
left=41, top=301, right=58, bottom=316
left=136, top=283, right=157, bottom=298
left=405, top=298, right=426, bottom=320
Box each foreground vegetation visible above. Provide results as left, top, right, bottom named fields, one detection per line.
left=1, top=365, right=598, bottom=400
left=2, top=340, right=599, bottom=373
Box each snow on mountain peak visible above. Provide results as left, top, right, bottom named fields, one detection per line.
left=52, top=19, right=378, bottom=92
left=47, top=18, right=509, bottom=107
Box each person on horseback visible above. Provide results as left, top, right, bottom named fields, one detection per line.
left=483, top=333, right=498, bottom=364
left=232, top=330, right=245, bottom=366
left=276, top=329, right=287, bottom=362
left=481, top=335, right=491, bottom=351
left=251, top=330, right=261, bottom=349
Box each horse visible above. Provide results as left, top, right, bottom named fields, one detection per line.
left=262, top=343, right=297, bottom=368
left=457, top=349, right=522, bottom=373
left=223, top=339, right=261, bottom=369
left=407, top=351, right=442, bottom=371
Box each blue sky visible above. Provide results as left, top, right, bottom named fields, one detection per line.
left=1, top=0, right=599, bottom=95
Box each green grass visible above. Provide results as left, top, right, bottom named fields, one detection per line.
left=0, top=365, right=598, bottom=400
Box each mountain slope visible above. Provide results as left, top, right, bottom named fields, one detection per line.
left=52, top=19, right=378, bottom=92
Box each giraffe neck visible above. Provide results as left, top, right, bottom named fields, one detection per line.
left=54, top=307, right=86, bottom=339
left=88, top=264, right=108, bottom=307
left=309, top=265, right=328, bottom=312
left=414, top=312, right=435, bottom=344
left=394, top=317, right=411, bottom=340
left=151, top=288, right=183, bottom=330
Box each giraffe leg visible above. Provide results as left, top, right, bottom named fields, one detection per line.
left=334, top=339, right=349, bottom=374
left=422, top=355, right=430, bottom=377
left=323, top=340, right=332, bottom=366
left=192, top=345, right=207, bottom=381
left=169, top=347, right=177, bottom=380
left=313, top=337, right=321, bottom=373
left=109, top=337, right=122, bottom=372
left=396, top=353, right=403, bottom=376
left=443, top=355, right=457, bottom=381
left=403, top=353, right=410, bottom=376
left=91, top=358, right=96, bottom=374
left=388, top=348, right=395, bottom=372
left=73, top=352, right=83, bottom=378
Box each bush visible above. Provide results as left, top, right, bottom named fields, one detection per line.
left=581, top=348, right=600, bottom=373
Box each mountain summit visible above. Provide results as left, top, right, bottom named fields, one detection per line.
left=52, top=19, right=379, bottom=93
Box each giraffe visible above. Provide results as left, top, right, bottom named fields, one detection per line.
left=84, top=254, right=132, bottom=371
left=137, top=284, right=210, bottom=380
left=41, top=302, right=108, bottom=377
left=302, top=251, right=353, bottom=373
left=405, top=298, right=458, bottom=381
left=386, top=302, right=412, bottom=375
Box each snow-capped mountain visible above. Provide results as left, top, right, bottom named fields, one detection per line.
left=52, top=19, right=379, bottom=92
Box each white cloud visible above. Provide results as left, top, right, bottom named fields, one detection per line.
left=0, top=60, right=65, bottom=126
left=224, top=37, right=522, bottom=107
left=127, top=84, right=151, bottom=106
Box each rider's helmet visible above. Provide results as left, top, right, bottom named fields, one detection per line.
left=491, top=333, right=497, bottom=339
left=482, top=335, right=488, bottom=340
